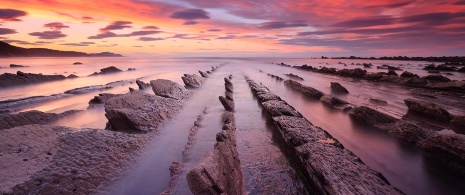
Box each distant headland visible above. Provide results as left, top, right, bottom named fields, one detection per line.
left=0, top=41, right=122, bottom=57
left=323, top=56, right=465, bottom=64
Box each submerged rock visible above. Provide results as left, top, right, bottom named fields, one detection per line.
left=150, top=79, right=188, bottom=100
left=400, top=71, right=416, bottom=78
left=387, top=70, right=398, bottom=76
left=89, top=66, right=122, bottom=76
left=422, top=75, right=451, bottom=82
left=349, top=106, right=397, bottom=126
left=330, top=82, right=349, bottom=94
left=418, top=134, right=465, bottom=174
left=404, top=99, right=451, bottom=121
left=10, top=64, right=28, bottom=68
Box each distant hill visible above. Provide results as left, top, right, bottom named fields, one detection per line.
left=0, top=41, right=122, bottom=57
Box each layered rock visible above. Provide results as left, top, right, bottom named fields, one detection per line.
left=404, top=99, right=452, bottom=121
left=89, top=66, right=122, bottom=76
left=199, top=70, right=208, bottom=78
left=418, top=134, right=465, bottom=174
left=0, top=110, right=78, bottom=130
left=245, top=77, right=402, bottom=194
left=284, top=80, right=324, bottom=99
left=150, top=79, right=189, bottom=100
left=330, top=82, right=349, bottom=93
left=182, top=74, right=204, bottom=88
left=136, top=80, right=150, bottom=90
left=285, top=73, right=304, bottom=80
left=0, top=71, right=66, bottom=88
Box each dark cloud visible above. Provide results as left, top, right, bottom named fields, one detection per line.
left=332, top=17, right=395, bottom=27
left=170, top=9, right=210, bottom=20
left=207, top=29, right=222, bottom=32
left=0, top=28, right=17, bottom=35
left=257, top=21, right=308, bottom=29
left=0, top=9, right=27, bottom=22
left=138, top=37, right=164, bottom=41
left=3, top=40, right=52, bottom=45
left=100, top=21, right=132, bottom=31
left=44, top=22, right=69, bottom=30
left=365, top=1, right=415, bottom=8
left=143, top=26, right=159, bottom=29
left=402, top=12, right=465, bottom=25
left=98, top=43, right=118, bottom=47
left=217, top=35, right=236, bottom=39
left=454, top=0, right=465, bottom=5
left=88, top=30, right=160, bottom=39
left=82, top=16, right=93, bottom=20
left=183, top=21, right=198, bottom=25
left=29, top=31, right=67, bottom=39
left=60, top=42, right=95, bottom=46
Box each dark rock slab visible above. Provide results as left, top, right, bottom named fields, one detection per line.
left=0, top=72, right=66, bottom=88
left=88, top=93, right=120, bottom=105
left=67, top=74, right=78, bottom=78
left=219, top=96, right=234, bottom=111
left=10, top=64, right=28, bottom=68
left=404, top=99, right=451, bottom=121
left=284, top=79, right=324, bottom=99
left=389, top=122, right=437, bottom=144
left=136, top=80, right=150, bottom=90
left=422, top=75, right=451, bottom=82
left=199, top=70, right=208, bottom=78
left=349, top=106, right=397, bottom=126
left=321, top=94, right=349, bottom=107
left=418, top=134, right=465, bottom=174
left=89, top=66, right=122, bottom=76
left=285, top=73, right=304, bottom=80
left=330, top=82, right=349, bottom=93
left=262, top=100, right=302, bottom=117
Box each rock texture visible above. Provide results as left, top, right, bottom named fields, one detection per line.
left=284, top=79, right=324, bottom=99
left=104, top=91, right=183, bottom=132
left=89, top=66, right=122, bottom=76
left=418, top=134, right=465, bottom=174
left=182, top=74, right=204, bottom=88
left=0, top=110, right=78, bottom=130
left=150, top=79, right=189, bottom=100
left=0, top=71, right=66, bottom=88
left=285, top=73, right=304, bottom=80
left=136, top=80, right=150, bottom=90
left=245, top=77, right=402, bottom=195
left=330, top=82, right=349, bottom=93
left=404, top=99, right=451, bottom=121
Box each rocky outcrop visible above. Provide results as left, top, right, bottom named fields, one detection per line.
left=199, top=70, right=208, bottom=78
left=369, top=98, right=388, bottom=105
left=150, top=79, right=189, bottom=100
left=67, top=74, right=78, bottom=78
left=418, top=134, right=465, bottom=174
left=0, top=110, right=78, bottom=130
left=404, top=99, right=451, bottom=121
left=182, top=74, right=204, bottom=88
left=10, top=64, right=28, bottom=68
left=284, top=80, right=324, bottom=99
left=187, top=76, right=244, bottom=195
left=320, top=94, right=349, bottom=107
left=422, top=75, right=451, bottom=82
left=135, top=80, right=150, bottom=90
left=0, top=71, right=66, bottom=88
left=349, top=106, right=397, bottom=126
left=88, top=93, right=120, bottom=105
left=89, top=66, right=122, bottom=76
left=330, top=82, right=349, bottom=94
left=245, top=77, right=402, bottom=194
left=104, top=91, right=183, bottom=132
left=285, top=73, right=304, bottom=80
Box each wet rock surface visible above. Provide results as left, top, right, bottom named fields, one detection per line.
left=284, top=79, right=324, bottom=99
left=245, top=77, right=402, bottom=194
left=182, top=74, right=204, bottom=88
left=0, top=71, right=66, bottom=88
left=418, top=134, right=465, bottom=174
left=404, top=99, right=452, bottom=121
left=284, top=73, right=304, bottom=80
left=0, top=110, right=79, bottom=130
left=150, top=79, right=189, bottom=100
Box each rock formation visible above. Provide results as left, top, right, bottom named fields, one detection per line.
left=330, top=82, right=349, bottom=93
left=0, top=110, right=78, bottom=130
left=136, top=80, right=150, bottom=90
left=0, top=71, right=66, bottom=88
left=181, top=74, right=204, bottom=88
left=150, top=79, right=189, bottom=100
left=89, top=66, right=122, bottom=76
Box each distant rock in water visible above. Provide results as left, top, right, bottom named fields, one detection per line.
left=67, top=74, right=78, bottom=78
left=181, top=74, right=204, bottom=88
left=127, top=68, right=136, bottom=71
left=73, top=62, right=83, bottom=65
left=10, top=64, right=28, bottom=68
left=0, top=40, right=122, bottom=57
left=330, top=82, right=349, bottom=94
left=0, top=71, right=66, bottom=88
left=89, top=66, right=122, bottom=76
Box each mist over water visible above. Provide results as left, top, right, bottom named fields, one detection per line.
left=1, top=57, right=464, bottom=194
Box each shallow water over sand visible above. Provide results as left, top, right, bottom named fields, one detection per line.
left=1, top=57, right=465, bottom=194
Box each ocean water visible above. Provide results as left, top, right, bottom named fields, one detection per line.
left=1, top=57, right=464, bottom=195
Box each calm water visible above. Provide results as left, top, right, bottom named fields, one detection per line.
left=1, top=57, right=464, bottom=195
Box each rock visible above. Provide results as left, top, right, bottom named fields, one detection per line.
left=318, top=67, right=337, bottom=74
left=67, top=74, right=78, bottom=78
left=404, top=99, right=451, bottom=121
left=404, top=76, right=427, bottom=86
left=387, top=70, right=398, bottom=76
left=422, top=75, right=452, bottom=82
left=400, top=71, right=416, bottom=78
left=104, top=91, right=182, bottom=132
left=285, top=73, right=304, bottom=80
left=284, top=80, right=324, bottom=99
left=418, top=134, right=465, bottom=174
left=369, top=98, right=388, bottom=105
left=136, top=80, right=150, bottom=90
left=450, top=116, right=465, bottom=131
left=336, top=68, right=366, bottom=78
left=0, top=110, right=78, bottom=130
left=330, top=82, right=349, bottom=94
left=127, top=68, right=136, bottom=71
left=427, top=70, right=440, bottom=73
left=88, top=93, right=120, bottom=105
left=199, top=70, right=208, bottom=77
left=389, top=122, right=437, bottom=144
left=219, top=96, right=234, bottom=111
left=261, top=100, right=302, bottom=117
left=364, top=72, right=385, bottom=80
left=89, top=66, right=122, bottom=76
left=150, top=79, right=188, bottom=100
left=224, top=77, right=232, bottom=86
left=225, top=91, right=233, bottom=101
left=10, top=64, right=28, bottom=68
left=320, top=94, right=348, bottom=107
left=458, top=67, right=465, bottom=72
left=349, top=106, right=397, bottom=126
left=129, top=87, right=135, bottom=92
left=182, top=74, right=204, bottom=88
left=0, top=72, right=66, bottom=88
left=72, top=62, right=83, bottom=65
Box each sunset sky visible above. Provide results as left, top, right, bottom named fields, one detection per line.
left=1, top=0, right=465, bottom=57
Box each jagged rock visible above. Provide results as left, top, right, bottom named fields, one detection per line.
left=387, top=70, right=398, bottom=76
left=330, top=82, right=349, bottom=94
left=404, top=99, right=451, bottom=121
left=182, top=74, right=204, bottom=88
left=404, top=76, right=427, bottom=86
left=285, top=73, right=304, bottom=80
left=225, top=84, right=233, bottom=93
left=364, top=72, right=385, bottom=80
left=349, top=106, right=397, bottom=126
left=450, top=116, right=465, bottom=130
left=136, top=80, right=150, bottom=90
left=224, top=77, right=232, bottom=86
left=73, top=62, right=83, bottom=65
left=389, top=122, right=437, bottom=144
left=89, top=66, right=122, bottom=76
left=284, top=80, right=324, bottom=99
left=0, top=110, right=78, bottom=130
left=150, top=79, right=188, bottom=100
left=67, top=74, right=78, bottom=78
left=321, top=95, right=348, bottom=107
left=0, top=72, right=66, bottom=88
left=219, top=96, right=234, bottom=111
left=422, top=75, right=451, bottom=82
left=262, top=100, right=302, bottom=117
left=400, top=71, right=416, bottom=78
left=318, top=67, right=337, bottom=74
left=199, top=70, right=208, bottom=77
left=10, top=64, right=28, bottom=68
left=129, top=87, right=135, bottom=92
left=418, top=134, right=465, bottom=174
left=104, top=91, right=182, bottom=132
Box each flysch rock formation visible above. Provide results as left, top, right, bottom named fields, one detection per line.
left=182, top=74, right=205, bottom=88
left=0, top=124, right=148, bottom=194
left=418, top=134, right=465, bottom=174
left=187, top=76, right=245, bottom=195
left=136, top=79, right=150, bottom=90
left=0, top=71, right=66, bottom=88
left=150, top=79, right=190, bottom=100
left=330, top=82, right=349, bottom=94
left=89, top=66, right=122, bottom=76
left=0, top=110, right=79, bottom=130
left=245, top=76, right=403, bottom=195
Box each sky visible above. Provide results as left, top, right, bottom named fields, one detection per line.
left=0, top=0, right=465, bottom=57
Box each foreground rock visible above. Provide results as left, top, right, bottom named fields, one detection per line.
left=150, top=79, right=189, bottom=100
left=0, top=71, right=66, bottom=88
left=182, top=74, right=204, bottom=88
left=0, top=124, right=147, bottom=194
left=0, top=110, right=78, bottom=130
left=246, top=77, right=402, bottom=194
left=89, top=66, right=122, bottom=76
left=418, top=134, right=465, bottom=174
left=104, top=91, right=183, bottom=132
left=404, top=99, right=451, bottom=121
